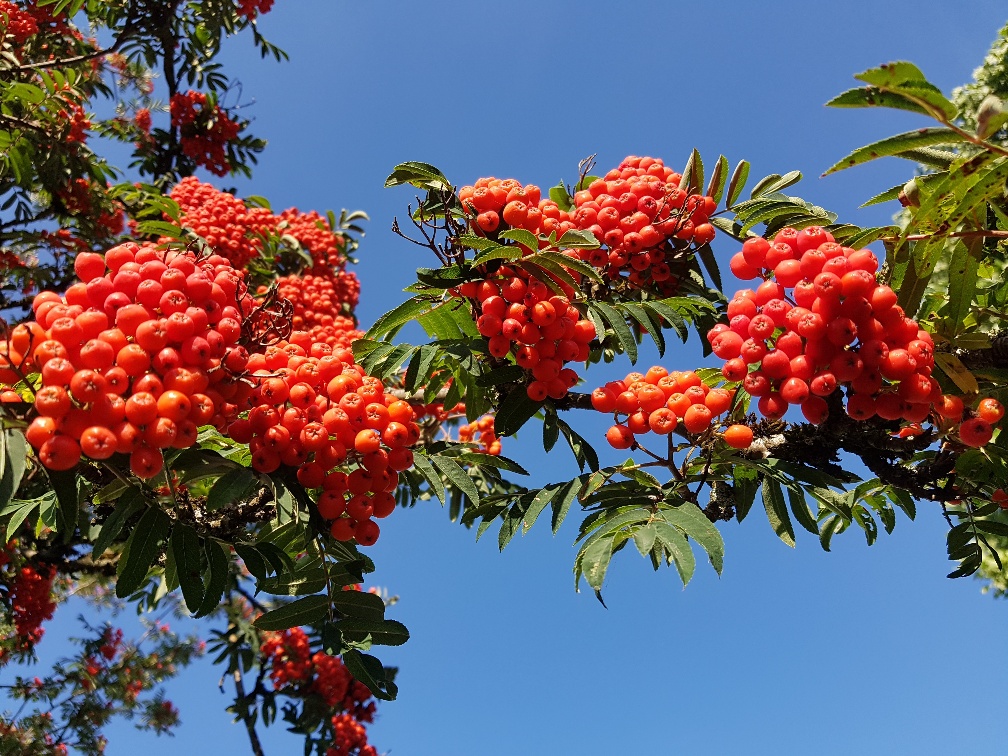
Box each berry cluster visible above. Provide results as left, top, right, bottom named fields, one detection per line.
left=169, top=177, right=276, bottom=269
left=9, top=564, right=57, bottom=648
left=458, top=269, right=596, bottom=402
left=570, top=156, right=715, bottom=293
left=592, top=367, right=750, bottom=449
left=276, top=208, right=349, bottom=273
left=169, top=91, right=241, bottom=176
left=459, top=178, right=576, bottom=241
left=0, top=2, right=39, bottom=43
left=261, top=627, right=378, bottom=756
left=273, top=272, right=362, bottom=348
left=236, top=0, right=275, bottom=20
left=712, top=226, right=1004, bottom=447
left=225, top=336, right=418, bottom=546
left=458, top=414, right=501, bottom=455
left=17, top=242, right=254, bottom=478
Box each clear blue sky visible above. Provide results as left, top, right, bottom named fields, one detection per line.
left=36, top=2, right=1008, bottom=754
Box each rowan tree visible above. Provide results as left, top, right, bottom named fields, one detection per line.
left=0, top=3, right=1006, bottom=755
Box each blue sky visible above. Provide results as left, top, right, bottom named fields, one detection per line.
left=32, top=2, right=1008, bottom=754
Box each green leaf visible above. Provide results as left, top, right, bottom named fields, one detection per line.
left=787, top=486, right=819, bottom=536
left=934, top=352, right=979, bottom=394
left=207, top=467, right=259, bottom=511
left=549, top=182, right=573, bottom=212
left=366, top=296, right=437, bottom=341
left=258, top=558, right=328, bottom=596
left=331, top=590, right=386, bottom=620
left=194, top=540, right=230, bottom=618
left=47, top=468, right=81, bottom=542
left=944, top=238, right=981, bottom=338
left=337, top=617, right=410, bottom=647
left=661, top=502, right=724, bottom=574
left=384, top=161, right=451, bottom=191
left=761, top=478, right=795, bottom=547
left=819, top=515, right=843, bottom=551
left=694, top=242, right=722, bottom=293
left=410, top=451, right=446, bottom=505
left=550, top=479, right=582, bottom=533
left=116, top=507, right=171, bottom=598
left=431, top=455, right=480, bottom=506
left=0, top=430, right=26, bottom=508
left=679, top=148, right=703, bottom=194
left=472, top=244, right=521, bottom=266
left=234, top=543, right=270, bottom=581
left=404, top=344, right=439, bottom=392
left=578, top=532, right=615, bottom=592
left=557, top=229, right=602, bottom=250
left=556, top=415, right=599, bottom=473
left=823, top=128, right=968, bottom=175
left=253, top=594, right=330, bottom=630
left=654, top=522, right=696, bottom=586
left=591, top=302, right=637, bottom=363
left=499, top=228, right=539, bottom=251
left=706, top=155, right=729, bottom=204
left=725, top=160, right=750, bottom=208
left=92, top=487, right=145, bottom=558
left=341, top=650, right=398, bottom=701
left=135, top=220, right=185, bottom=238
left=4, top=496, right=44, bottom=543
left=632, top=523, right=657, bottom=556
left=494, top=385, right=542, bottom=437
left=171, top=524, right=205, bottom=613
left=732, top=467, right=759, bottom=522
left=826, top=86, right=934, bottom=117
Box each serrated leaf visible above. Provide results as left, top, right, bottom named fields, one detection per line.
left=332, top=589, right=387, bottom=620
left=654, top=522, right=695, bottom=586
left=632, top=524, right=657, bottom=556
left=341, top=650, right=398, bottom=701
left=787, top=486, right=819, bottom=535
left=171, top=524, right=205, bottom=613
left=556, top=416, right=600, bottom=473
left=116, top=507, right=171, bottom=598
left=726, top=160, right=750, bottom=208
left=762, top=478, right=795, bottom=547
left=194, top=539, right=230, bottom=618
left=366, top=296, right=437, bottom=341
left=819, top=515, right=843, bottom=551
left=591, top=301, right=637, bottom=363
left=549, top=182, right=573, bottom=213
left=494, top=385, right=542, bottom=438
left=384, top=161, right=451, bottom=191
left=733, top=466, right=759, bottom=522
left=337, top=617, right=410, bottom=647
left=823, top=128, right=967, bottom=175
left=499, top=228, right=539, bottom=251
left=258, top=559, right=328, bottom=596
left=410, top=452, right=445, bottom=506
left=92, top=487, right=145, bottom=557
left=556, top=229, right=602, bottom=250
left=234, top=543, right=270, bottom=581
left=934, top=352, right=979, bottom=394
left=254, top=594, right=330, bottom=630
left=48, top=468, right=81, bottom=542
left=207, top=467, right=258, bottom=511
left=679, top=149, right=703, bottom=194
left=706, top=155, right=729, bottom=203
left=578, top=532, right=615, bottom=592
left=827, top=87, right=933, bottom=117
left=661, top=503, right=724, bottom=574
left=431, top=454, right=480, bottom=506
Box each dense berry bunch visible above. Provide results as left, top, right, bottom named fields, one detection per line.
left=169, top=177, right=275, bottom=268
left=570, top=156, right=715, bottom=293
left=710, top=226, right=1004, bottom=447
left=8, top=564, right=56, bottom=648
left=14, top=242, right=254, bottom=478
left=458, top=414, right=501, bottom=455
left=169, top=91, right=241, bottom=176
left=591, top=367, right=749, bottom=449
left=0, top=2, right=39, bottom=43
left=261, top=627, right=313, bottom=687
left=276, top=209, right=348, bottom=273
left=226, top=335, right=418, bottom=546
left=459, top=178, right=576, bottom=240
left=262, top=627, right=378, bottom=756
left=273, top=271, right=362, bottom=346
left=458, top=267, right=595, bottom=402
left=134, top=107, right=151, bottom=133
left=236, top=0, right=275, bottom=20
